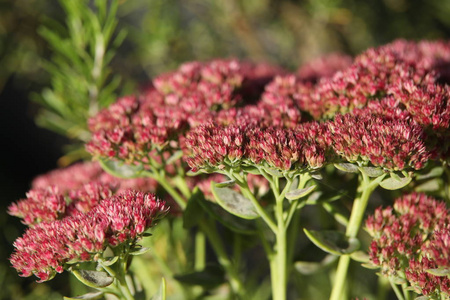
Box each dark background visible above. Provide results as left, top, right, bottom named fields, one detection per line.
left=1, top=0, right=450, bottom=298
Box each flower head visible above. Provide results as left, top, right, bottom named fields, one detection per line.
left=326, top=113, right=431, bottom=170
left=183, top=120, right=329, bottom=173
left=9, top=162, right=158, bottom=226
left=366, top=193, right=450, bottom=297
left=86, top=60, right=283, bottom=166
left=10, top=191, right=167, bottom=282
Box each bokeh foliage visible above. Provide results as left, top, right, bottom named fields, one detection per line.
left=1, top=0, right=450, bottom=299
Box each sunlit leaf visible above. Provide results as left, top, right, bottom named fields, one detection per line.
left=211, top=183, right=259, bottom=219
left=380, top=173, right=412, bottom=190
left=304, top=229, right=360, bottom=255
left=99, top=159, right=143, bottom=178
left=72, top=270, right=114, bottom=288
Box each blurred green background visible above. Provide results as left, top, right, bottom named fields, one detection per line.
left=1, top=0, right=450, bottom=299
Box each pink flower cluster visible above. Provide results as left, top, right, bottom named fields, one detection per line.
left=366, top=193, right=450, bottom=297
left=86, top=59, right=283, bottom=164
left=8, top=162, right=157, bottom=226
left=87, top=40, right=450, bottom=174
left=183, top=120, right=329, bottom=172
left=326, top=113, right=430, bottom=170
left=10, top=191, right=167, bottom=282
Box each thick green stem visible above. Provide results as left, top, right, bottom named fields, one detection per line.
left=329, top=171, right=385, bottom=300
left=195, top=231, right=206, bottom=271
left=199, top=219, right=244, bottom=297
left=271, top=177, right=294, bottom=300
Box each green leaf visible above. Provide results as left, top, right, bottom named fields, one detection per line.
left=303, top=229, right=360, bottom=255
left=415, top=179, right=442, bottom=192
left=165, top=150, right=183, bottom=165
left=359, top=167, right=385, bottom=178
left=285, top=185, right=316, bottom=201
left=64, top=291, right=104, bottom=300
left=350, top=251, right=370, bottom=263
left=152, top=278, right=166, bottom=300
left=183, top=188, right=205, bottom=229
left=389, top=276, right=407, bottom=285
left=196, top=194, right=257, bottom=235
left=415, top=297, right=429, bottom=300
left=211, top=183, right=259, bottom=219
left=416, top=166, right=444, bottom=180
left=294, top=255, right=337, bottom=275
left=214, top=180, right=235, bottom=188
left=174, top=265, right=225, bottom=288
left=241, top=165, right=261, bottom=175
left=71, top=270, right=114, bottom=288
left=334, top=163, right=359, bottom=173
left=426, top=267, right=450, bottom=277
left=129, top=247, right=151, bottom=256
left=100, top=256, right=119, bottom=266
left=310, top=172, right=323, bottom=180
left=99, top=159, right=144, bottom=178
left=380, top=173, right=412, bottom=190
left=264, top=167, right=283, bottom=178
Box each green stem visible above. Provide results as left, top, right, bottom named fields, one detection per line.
left=329, top=171, right=385, bottom=300
left=390, top=279, right=405, bottom=300
left=199, top=219, right=244, bottom=297
left=195, top=231, right=206, bottom=271
left=377, top=275, right=389, bottom=300
left=271, top=176, right=294, bottom=300
left=234, top=175, right=277, bottom=233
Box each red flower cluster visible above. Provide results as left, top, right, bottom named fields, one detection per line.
left=87, top=40, right=450, bottom=175
left=9, top=162, right=157, bottom=226
left=326, top=113, right=430, bottom=170
left=366, top=193, right=450, bottom=297
left=31, top=161, right=157, bottom=193
left=183, top=120, right=329, bottom=172
left=86, top=59, right=283, bottom=164
left=10, top=191, right=167, bottom=282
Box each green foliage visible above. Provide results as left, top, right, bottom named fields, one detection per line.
left=33, top=0, right=125, bottom=144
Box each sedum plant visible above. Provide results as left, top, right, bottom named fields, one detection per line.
left=9, top=38, right=450, bottom=300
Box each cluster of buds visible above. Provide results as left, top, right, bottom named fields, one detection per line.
left=8, top=162, right=157, bottom=226
left=10, top=191, right=167, bottom=282
left=325, top=112, right=431, bottom=170
left=183, top=120, right=329, bottom=173
left=86, top=59, right=283, bottom=165
left=366, top=193, right=450, bottom=297
left=87, top=40, right=450, bottom=174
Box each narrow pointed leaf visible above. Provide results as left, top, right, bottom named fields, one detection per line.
left=334, top=163, right=359, bottom=173
left=380, top=173, right=412, bottom=190
left=99, top=159, right=143, bottom=178
left=100, top=256, right=119, bottom=266
left=72, top=270, right=114, bottom=288
left=310, top=173, right=323, bottom=180
left=295, top=255, right=337, bottom=275
left=294, top=261, right=322, bottom=275
left=285, top=185, right=317, bottom=201
left=152, top=278, right=166, bottom=300
left=129, top=247, right=151, bottom=256
left=214, top=180, right=235, bottom=188
left=211, top=183, right=259, bottom=219
left=64, top=291, right=104, bottom=300
left=304, top=229, right=360, bottom=255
